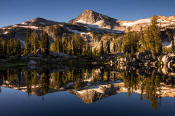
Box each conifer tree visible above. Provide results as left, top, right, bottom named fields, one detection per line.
left=150, top=16, right=162, bottom=53
left=144, top=16, right=162, bottom=53
left=0, top=39, right=7, bottom=58
left=40, top=32, right=50, bottom=55
left=24, top=29, right=31, bottom=55
left=16, top=40, right=22, bottom=57
left=56, top=37, right=61, bottom=53
left=113, top=43, right=116, bottom=54
left=30, top=31, right=38, bottom=55
left=100, top=41, right=104, bottom=56
left=139, top=27, right=145, bottom=51
left=106, top=40, right=111, bottom=54
left=72, top=34, right=82, bottom=56
left=67, top=38, right=72, bottom=55
left=173, top=34, right=175, bottom=53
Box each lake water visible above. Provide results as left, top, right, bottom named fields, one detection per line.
left=0, top=68, right=175, bottom=116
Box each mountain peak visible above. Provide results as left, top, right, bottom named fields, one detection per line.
left=81, top=9, right=97, bottom=14
left=69, top=10, right=119, bottom=30
left=69, top=9, right=106, bottom=24
left=22, top=17, right=59, bottom=26
left=31, top=17, right=47, bottom=22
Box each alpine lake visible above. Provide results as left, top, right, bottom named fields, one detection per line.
left=0, top=65, right=175, bottom=116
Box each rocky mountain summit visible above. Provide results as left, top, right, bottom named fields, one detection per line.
left=22, top=17, right=59, bottom=26
left=69, top=10, right=175, bottom=31
left=69, top=9, right=120, bottom=30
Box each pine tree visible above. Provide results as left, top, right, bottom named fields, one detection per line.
left=40, top=32, right=50, bottom=55
left=72, top=34, right=82, bottom=56
left=121, top=30, right=139, bottom=55
left=100, top=41, right=104, bottom=56
left=85, top=43, right=89, bottom=56
left=67, top=38, right=72, bottom=55
left=16, top=40, right=22, bottom=57
left=149, top=16, right=162, bottom=53
left=106, top=40, right=111, bottom=54
left=173, top=34, right=175, bottom=53
left=90, top=46, right=93, bottom=59
left=30, top=31, right=38, bottom=55
left=113, top=43, right=116, bottom=54
left=0, top=39, right=7, bottom=58
left=24, top=29, right=31, bottom=55
left=139, top=27, right=145, bottom=51
left=56, top=37, right=61, bottom=53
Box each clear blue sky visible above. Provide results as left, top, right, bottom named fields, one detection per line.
left=0, top=0, right=175, bottom=27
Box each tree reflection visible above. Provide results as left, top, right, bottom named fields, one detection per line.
left=0, top=68, right=175, bottom=109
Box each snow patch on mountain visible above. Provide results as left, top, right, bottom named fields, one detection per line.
left=158, top=19, right=169, bottom=23
left=21, top=22, right=27, bottom=25
left=77, top=20, right=104, bottom=28
left=77, top=20, right=88, bottom=24
left=105, top=29, right=123, bottom=34
left=66, top=27, right=82, bottom=34
left=66, top=27, right=92, bottom=35
left=13, top=25, right=39, bottom=29
left=122, top=19, right=151, bottom=27
left=3, top=31, right=9, bottom=34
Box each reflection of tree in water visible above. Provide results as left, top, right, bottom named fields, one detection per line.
left=121, top=71, right=160, bottom=109
left=0, top=68, right=175, bottom=109
left=39, top=70, right=50, bottom=95
left=120, top=70, right=175, bottom=109
left=24, top=71, right=32, bottom=95
left=122, top=71, right=139, bottom=96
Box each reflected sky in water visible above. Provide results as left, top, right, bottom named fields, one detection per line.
left=0, top=68, right=175, bottom=116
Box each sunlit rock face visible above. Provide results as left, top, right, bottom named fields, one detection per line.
left=69, top=10, right=120, bottom=30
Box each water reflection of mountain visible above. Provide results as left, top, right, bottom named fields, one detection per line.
left=0, top=68, right=175, bottom=109
left=72, top=82, right=175, bottom=104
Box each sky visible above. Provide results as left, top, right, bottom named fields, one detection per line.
left=0, top=0, right=175, bottom=27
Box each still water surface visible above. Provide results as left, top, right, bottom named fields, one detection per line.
left=0, top=68, right=175, bottom=116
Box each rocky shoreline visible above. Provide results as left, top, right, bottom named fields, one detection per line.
left=1, top=51, right=175, bottom=76
left=102, top=51, right=175, bottom=76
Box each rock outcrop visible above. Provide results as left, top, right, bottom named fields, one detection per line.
left=69, top=9, right=120, bottom=30
left=160, top=53, right=175, bottom=75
